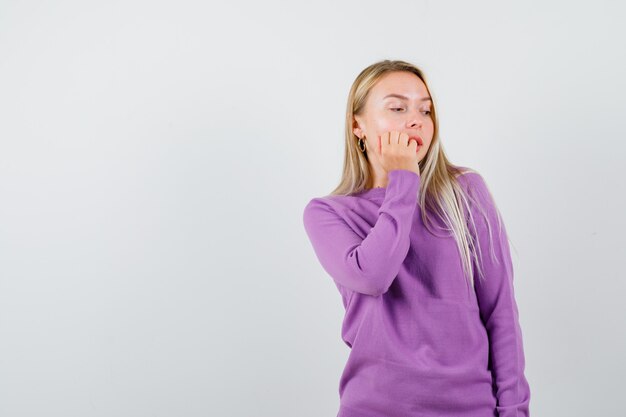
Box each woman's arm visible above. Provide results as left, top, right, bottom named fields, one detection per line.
left=465, top=172, right=531, bottom=417
left=302, top=169, right=420, bottom=296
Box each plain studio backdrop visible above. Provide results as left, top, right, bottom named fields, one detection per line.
left=0, top=0, right=624, bottom=416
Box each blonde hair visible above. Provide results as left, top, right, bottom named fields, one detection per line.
left=329, top=59, right=503, bottom=290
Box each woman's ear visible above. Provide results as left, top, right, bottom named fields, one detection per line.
left=352, top=116, right=363, bottom=138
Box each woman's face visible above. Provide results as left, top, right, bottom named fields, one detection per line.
left=353, top=71, right=434, bottom=162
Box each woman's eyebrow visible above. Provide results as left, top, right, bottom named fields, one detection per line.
left=383, top=93, right=432, bottom=102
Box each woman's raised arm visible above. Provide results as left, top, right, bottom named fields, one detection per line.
left=303, top=169, right=420, bottom=296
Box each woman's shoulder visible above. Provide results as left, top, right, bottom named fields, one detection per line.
left=453, top=165, right=480, bottom=179
left=303, top=193, right=362, bottom=220
left=452, top=166, right=500, bottom=217
left=452, top=166, right=496, bottom=206
left=452, top=165, right=487, bottom=188
left=305, top=193, right=357, bottom=207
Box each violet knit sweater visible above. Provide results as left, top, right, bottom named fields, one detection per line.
left=302, top=168, right=531, bottom=417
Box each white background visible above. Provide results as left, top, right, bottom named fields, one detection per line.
left=1, top=1, right=624, bottom=416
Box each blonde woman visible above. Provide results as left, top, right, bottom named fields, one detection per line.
left=302, top=60, right=531, bottom=416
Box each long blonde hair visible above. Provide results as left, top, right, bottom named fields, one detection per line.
left=329, top=59, right=503, bottom=290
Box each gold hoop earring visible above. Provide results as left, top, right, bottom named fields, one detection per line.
left=357, top=136, right=366, bottom=153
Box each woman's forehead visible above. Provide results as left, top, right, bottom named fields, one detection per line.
left=372, top=72, right=429, bottom=100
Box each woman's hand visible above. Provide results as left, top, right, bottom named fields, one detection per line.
left=375, top=131, right=421, bottom=177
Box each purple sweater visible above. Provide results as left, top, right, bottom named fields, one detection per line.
left=302, top=168, right=530, bottom=417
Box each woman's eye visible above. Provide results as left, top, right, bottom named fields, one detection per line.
left=390, top=108, right=431, bottom=115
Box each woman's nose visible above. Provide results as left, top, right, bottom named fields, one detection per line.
left=407, top=110, right=424, bottom=127
left=408, top=118, right=422, bottom=128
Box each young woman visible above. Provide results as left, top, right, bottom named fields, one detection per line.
left=302, top=60, right=531, bottom=417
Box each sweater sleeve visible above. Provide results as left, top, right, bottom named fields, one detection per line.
left=302, top=169, right=420, bottom=296
left=465, top=173, right=531, bottom=417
